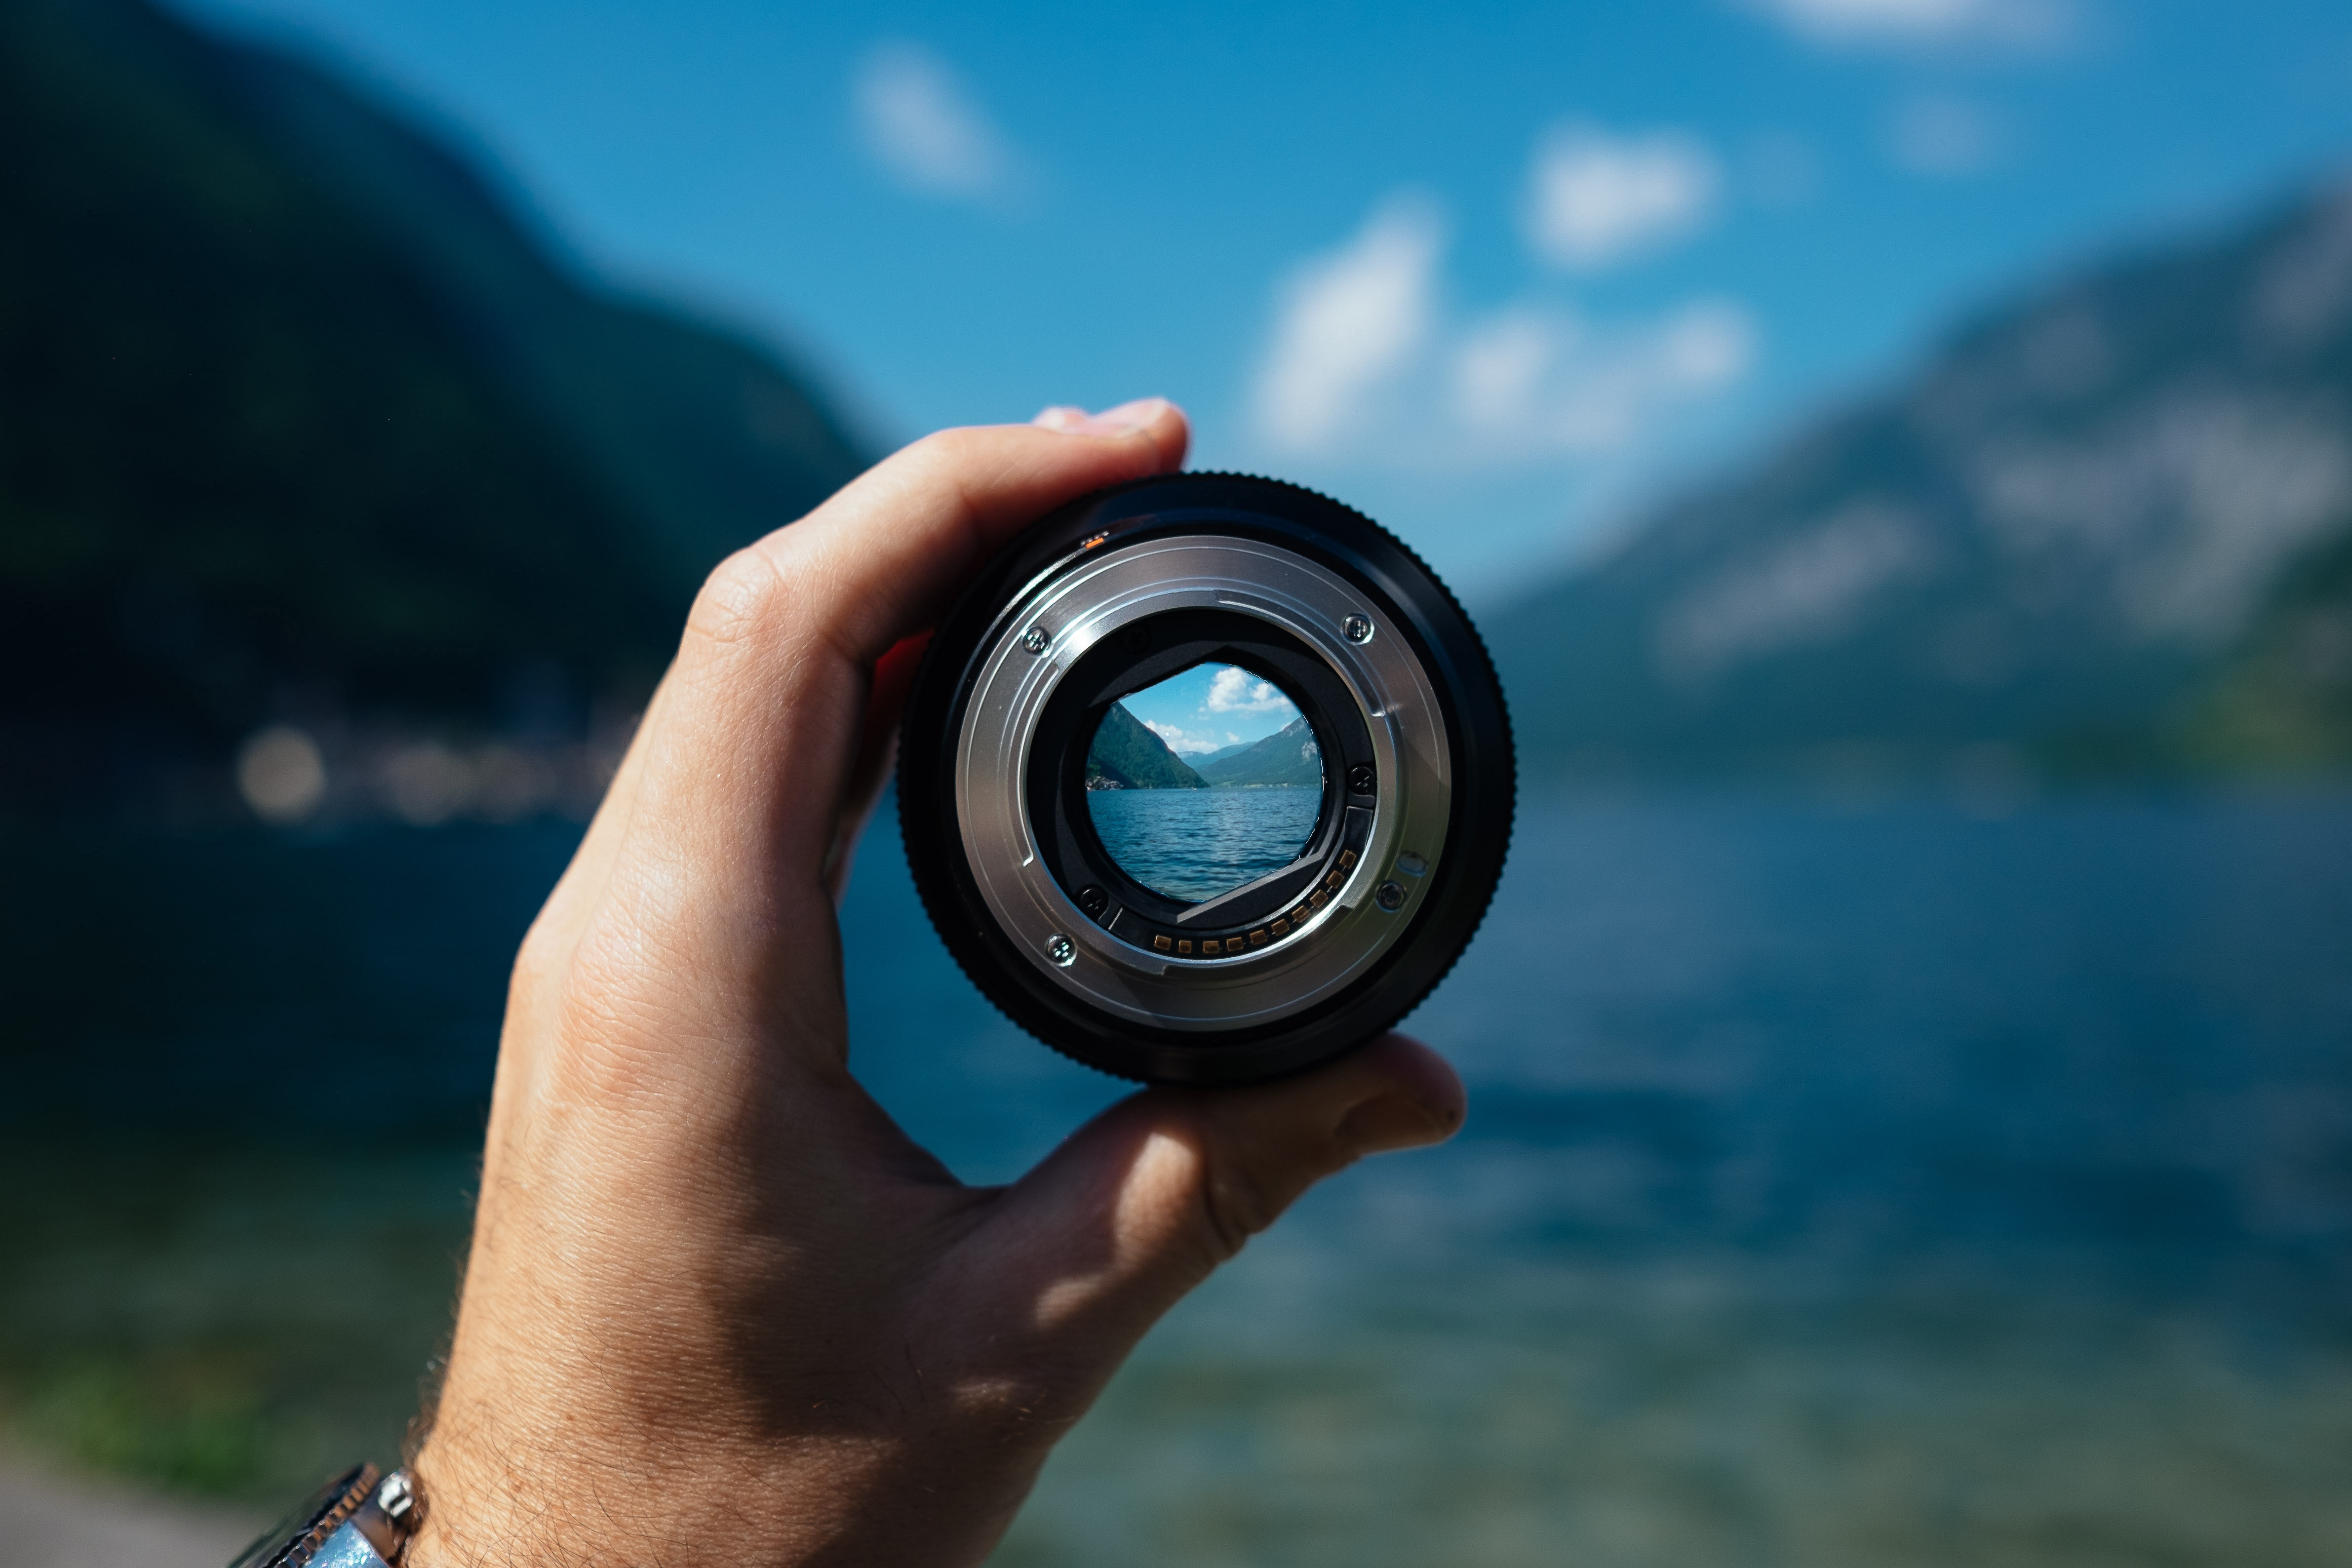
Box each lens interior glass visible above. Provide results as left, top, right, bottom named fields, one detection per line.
left=1084, top=662, right=1323, bottom=903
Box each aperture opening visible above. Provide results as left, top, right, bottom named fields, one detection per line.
left=1023, top=606, right=1377, bottom=946
left=1084, top=663, right=1324, bottom=903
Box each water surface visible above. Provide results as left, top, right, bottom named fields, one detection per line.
left=5, top=793, right=2351, bottom=1564
left=1086, top=787, right=1321, bottom=902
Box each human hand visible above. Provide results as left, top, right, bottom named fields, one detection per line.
left=406, top=401, right=1467, bottom=1567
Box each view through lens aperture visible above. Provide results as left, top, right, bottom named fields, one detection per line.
left=1084, top=663, right=1323, bottom=903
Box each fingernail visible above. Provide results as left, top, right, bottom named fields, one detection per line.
left=1336, top=1089, right=1460, bottom=1155
left=1036, top=397, right=1173, bottom=436
left=1086, top=396, right=1172, bottom=432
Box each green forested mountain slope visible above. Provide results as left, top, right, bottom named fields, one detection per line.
left=1086, top=705, right=1207, bottom=789
left=1486, top=181, right=2352, bottom=780
left=1197, top=716, right=1324, bottom=787
left=0, top=0, right=867, bottom=811
left=2187, top=521, right=2352, bottom=767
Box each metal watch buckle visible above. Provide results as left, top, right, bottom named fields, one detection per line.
left=229, top=1464, right=422, bottom=1568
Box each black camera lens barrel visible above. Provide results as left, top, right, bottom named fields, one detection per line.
left=897, top=473, right=1513, bottom=1086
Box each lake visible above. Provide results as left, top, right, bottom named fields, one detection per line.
left=4, top=791, right=2352, bottom=1565
left=1086, top=786, right=1322, bottom=902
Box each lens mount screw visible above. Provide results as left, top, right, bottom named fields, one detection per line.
left=1045, top=933, right=1077, bottom=966
left=1120, top=625, right=1151, bottom=653
left=1076, top=884, right=1109, bottom=919
left=1375, top=881, right=1407, bottom=911
left=1020, top=625, right=1052, bottom=655
left=1343, top=615, right=1374, bottom=643
left=1346, top=763, right=1375, bottom=794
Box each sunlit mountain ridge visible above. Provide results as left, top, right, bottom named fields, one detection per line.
left=1488, top=179, right=2352, bottom=783
left=1195, top=716, right=1324, bottom=788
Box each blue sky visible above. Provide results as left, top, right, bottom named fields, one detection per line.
left=177, top=0, right=2352, bottom=602
left=1116, top=665, right=1302, bottom=758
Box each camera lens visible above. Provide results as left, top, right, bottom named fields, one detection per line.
left=897, top=473, right=1514, bottom=1085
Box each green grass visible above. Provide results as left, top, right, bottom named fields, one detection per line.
left=0, top=1137, right=476, bottom=1502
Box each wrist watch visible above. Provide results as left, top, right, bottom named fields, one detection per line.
left=228, top=1465, right=420, bottom=1568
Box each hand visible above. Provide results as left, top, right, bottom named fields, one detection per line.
left=406, top=401, right=1466, bottom=1567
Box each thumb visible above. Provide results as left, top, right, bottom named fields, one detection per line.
left=962, top=1035, right=1464, bottom=1370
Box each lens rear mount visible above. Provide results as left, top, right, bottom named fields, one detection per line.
left=1026, top=606, right=1377, bottom=955
left=897, top=474, right=1513, bottom=1085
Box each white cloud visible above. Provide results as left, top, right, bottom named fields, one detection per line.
left=1252, top=196, right=1444, bottom=454
left=1450, top=300, right=1756, bottom=458
left=1889, top=94, right=2003, bottom=176
left=1204, top=667, right=1298, bottom=716
left=1250, top=196, right=1757, bottom=469
left=1523, top=125, right=1719, bottom=272
left=1143, top=720, right=1227, bottom=756
left=1454, top=311, right=1559, bottom=432
left=853, top=42, right=1021, bottom=202
left=1742, top=0, right=2069, bottom=50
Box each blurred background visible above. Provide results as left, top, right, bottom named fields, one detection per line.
left=5, top=0, right=2352, bottom=1562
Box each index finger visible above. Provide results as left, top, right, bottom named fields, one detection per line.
left=568, top=403, right=1189, bottom=989
left=715, top=399, right=1187, bottom=669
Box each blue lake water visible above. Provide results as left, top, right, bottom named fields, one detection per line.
left=1086, top=787, right=1323, bottom=902
left=6, top=792, right=2352, bottom=1562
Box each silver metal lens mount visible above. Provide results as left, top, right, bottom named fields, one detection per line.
left=898, top=473, right=1513, bottom=1086
left=956, top=532, right=1451, bottom=1032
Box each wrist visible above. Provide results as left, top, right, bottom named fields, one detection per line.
left=404, top=1406, right=809, bottom=1568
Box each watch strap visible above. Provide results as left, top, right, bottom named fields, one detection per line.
left=229, top=1465, right=420, bottom=1568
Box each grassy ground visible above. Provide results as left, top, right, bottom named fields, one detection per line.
left=0, top=1138, right=474, bottom=1503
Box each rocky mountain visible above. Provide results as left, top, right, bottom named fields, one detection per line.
left=1086, top=704, right=1206, bottom=789
left=0, top=0, right=868, bottom=815
left=1486, top=180, right=2352, bottom=781
left=1197, top=716, right=1323, bottom=788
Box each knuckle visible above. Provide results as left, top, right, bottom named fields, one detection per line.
left=684, top=546, right=789, bottom=651
left=1198, top=1157, right=1286, bottom=1261
left=895, top=427, right=995, bottom=508
left=536, top=919, right=678, bottom=1109
left=907, top=424, right=988, bottom=471
left=945, top=1372, right=1083, bottom=1447
left=1192, top=1120, right=1360, bottom=1265
left=512, top=894, right=580, bottom=975
left=508, top=920, right=563, bottom=1006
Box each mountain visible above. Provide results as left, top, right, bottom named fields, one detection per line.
left=1193, top=740, right=1255, bottom=767
left=0, top=0, right=868, bottom=814
left=1486, top=180, right=2352, bottom=781
left=1197, top=716, right=1323, bottom=787
left=2188, top=520, right=2352, bottom=768
left=1086, top=704, right=1206, bottom=789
